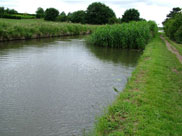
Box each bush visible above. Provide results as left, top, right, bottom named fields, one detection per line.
left=88, top=21, right=158, bottom=49
left=44, top=8, right=59, bottom=21
left=2, top=14, right=21, bottom=19
left=164, top=13, right=182, bottom=43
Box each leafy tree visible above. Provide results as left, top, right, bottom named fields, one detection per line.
left=0, top=7, right=5, bottom=17
left=36, top=7, right=45, bottom=18
left=70, top=10, right=86, bottom=24
left=164, top=13, right=182, bottom=43
left=122, top=8, right=140, bottom=23
left=44, top=8, right=59, bottom=21
left=163, top=7, right=181, bottom=25
left=67, top=12, right=72, bottom=22
left=167, top=7, right=181, bottom=18
left=86, top=2, right=116, bottom=24
left=57, top=11, right=67, bottom=22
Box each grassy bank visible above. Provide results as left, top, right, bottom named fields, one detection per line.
left=88, top=21, right=158, bottom=49
left=0, top=19, right=97, bottom=41
left=93, top=34, right=182, bottom=136
left=163, top=34, right=182, bottom=56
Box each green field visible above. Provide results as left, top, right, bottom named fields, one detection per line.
left=93, top=34, right=182, bottom=136
left=0, top=19, right=97, bottom=41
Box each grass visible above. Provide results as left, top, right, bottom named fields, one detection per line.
left=93, top=34, right=182, bottom=136
left=88, top=21, right=158, bottom=49
left=163, top=34, right=182, bottom=56
left=0, top=18, right=97, bottom=41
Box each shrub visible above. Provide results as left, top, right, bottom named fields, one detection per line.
left=164, top=13, right=182, bottom=43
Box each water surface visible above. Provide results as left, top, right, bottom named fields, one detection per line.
left=0, top=37, right=141, bottom=136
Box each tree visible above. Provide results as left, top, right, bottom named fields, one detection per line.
left=44, top=8, right=59, bottom=21
left=167, top=7, right=181, bottom=18
left=36, top=7, right=45, bottom=18
left=70, top=10, right=86, bottom=24
left=122, top=8, right=140, bottom=23
left=86, top=2, right=116, bottom=24
left=0, top=7, right=5, bottom=18
left=57, top=11, right=67, bottom=22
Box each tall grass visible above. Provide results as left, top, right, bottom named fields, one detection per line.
left=0, top=19, right=97, bottom=41
left=88, top=21, right=158, bottom=49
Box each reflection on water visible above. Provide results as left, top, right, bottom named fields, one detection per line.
left=0, top=36, right=141, bottom=136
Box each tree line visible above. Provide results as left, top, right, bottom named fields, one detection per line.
left=36, top=2, right=144, bottom=24
left=0, top=2, right=145, bottom=24
left=163, top=7, right=182, bottom=43
left=0, top=7, right=35, bottom=19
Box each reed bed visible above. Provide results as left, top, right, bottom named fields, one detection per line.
left=88, top=21, right=158, bottom=49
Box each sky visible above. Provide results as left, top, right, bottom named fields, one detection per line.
left=0, top=0, right=181, bottom=26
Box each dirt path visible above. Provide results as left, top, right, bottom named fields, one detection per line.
left=160, top=35, right=182, bottom=64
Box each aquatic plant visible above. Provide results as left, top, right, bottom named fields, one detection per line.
left=88, top=21, right=158, bottom=49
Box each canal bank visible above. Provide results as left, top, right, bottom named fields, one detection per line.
left=94, top=34, right=182, bottom=136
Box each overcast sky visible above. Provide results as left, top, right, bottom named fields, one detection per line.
left=0, top=0, right=181, bottom=26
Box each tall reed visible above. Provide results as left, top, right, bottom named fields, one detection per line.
left=88, top=21, right=158, bottom=49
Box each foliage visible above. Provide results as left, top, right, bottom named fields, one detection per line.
left=121, top=8, right=140, bottom=23
left=70, top=10, right=86, bottom=24
left=44, top=8, right=59, bottom=21
left=108, top=17, right=119, bottom=24
left=56, top=12, right=67, bottom=22
left=36, top=7, right=45, bottom=18
left=163, top=7, right=181, bottom=25
left=0, top=19, right=97, bottom=41
left=167, top=7, right=181, bottom=18
left=86, top=2, right=116, bottom=24
left=164, top=13, right=182, bottom=43
left=93, top=35, right=182, bottom=136
left=88, top=21, right=158, bottom=49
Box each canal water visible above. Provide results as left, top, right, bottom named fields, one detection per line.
left=0, top=36, right=141, bottom=136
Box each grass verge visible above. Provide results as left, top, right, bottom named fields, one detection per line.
left=0, top=19, right=97, bottom=41
left=163, top=34, right=182, bottom=56
left=94, top=34, right=182, bottom=136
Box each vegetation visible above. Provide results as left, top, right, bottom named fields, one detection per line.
left=0, top=19, right=97, bottom=41
left=57, top=11, right=67, bottom=22
left=121, top=9, right=140, bottom=23
left=36, top=7, right=45, bottom=18
left=163, top=7, right=182, bottom=43
left=88, top=21, right=158, bottom=49
left=0, top=3, right=144, bottom=25
left=93, top=34, right=182, bottom=136
left=44, top=8, right=59, bottom=21
left=70, top=10, right=86, bottom=24
left=163, top=34, right=182, bottom=56
left=86, top=2, right=116, bottom=24
left=0, top=7, right=35, bottom=19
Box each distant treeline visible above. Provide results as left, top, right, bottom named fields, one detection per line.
left=1, top=2, right=146, bottom=25
left=0, top=7, right=36, bottom=19
left=163, top=7, right=182, bottom=43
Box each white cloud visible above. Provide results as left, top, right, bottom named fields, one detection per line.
left=0, top=0, right=181, bottom=26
